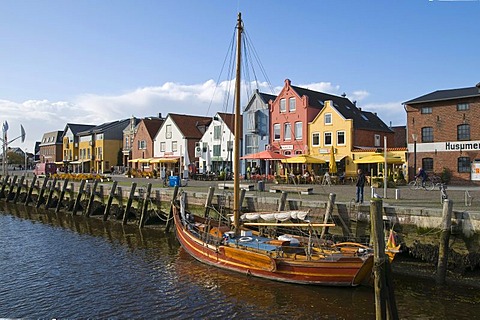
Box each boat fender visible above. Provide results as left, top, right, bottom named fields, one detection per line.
left=239, top=236, right=253, bottom=242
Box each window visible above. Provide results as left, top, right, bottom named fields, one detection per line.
left=280, top=98, right=286, bottom=112
left=125, top=137, right=129, bottom=149
left=245, top=134, right=258, bottom=155
left=160, top=142, right=166, bottom=152
left=312, top=133, right=320, bottom=146
left=458, top=157, right=470, bottom=173
left=337, top=131, right=345, bottom=145
left=457, top=124, right=470, bottom=141
left=273, top=124, right=280, bottom=140
left=324, top=113, right=332, bottom=125
left=284, top=123, right=291, bottom=140
left=166, top=125, right=172, bottom=139
left=289, top=97, right=296, bottom=112
left=421, top=107, right=432, bottom=114
left=294, top=122, right=302, bottom=140
left=138, top=140, right=146, bottom=149
left=422, top=158, right=433, bottom=172
left=172, top=141, right=177, bottom=152
left=374, top=134, right=381, bottom=147
left=213, top=126, right=222, bottom=140
left=457, top=103, right=469, bottom=111
left=324, top=132, right=332, bottom=146
left=421, top=127, right=433, bottom=142
left=213, top=145, right=221, bottom=157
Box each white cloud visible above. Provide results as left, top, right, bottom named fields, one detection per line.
left=350, top=90, right=370, bottom=101
left=362, top=102, right=406, bottom=126
left=296, top=82, right=340, bottom=94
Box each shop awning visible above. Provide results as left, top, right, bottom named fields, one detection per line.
left=138, top=158, right=153, bottom=163
left=314, top=154, right=347, bottom=162
left=150, top=157, right=179, bottom=163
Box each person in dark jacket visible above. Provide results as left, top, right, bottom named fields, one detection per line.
left=356, top=168, right=366, bottom=203
left=415, top=167, right=428, bottom=188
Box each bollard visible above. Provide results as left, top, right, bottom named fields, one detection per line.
left=395, top=189, right=401, bottom=200
left=371, top=187, right=376, bottom=198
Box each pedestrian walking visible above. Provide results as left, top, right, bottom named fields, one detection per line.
left=356, top=169, right=365, bottom=203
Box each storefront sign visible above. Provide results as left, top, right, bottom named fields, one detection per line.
left=408, top=140, right=480, bottom=153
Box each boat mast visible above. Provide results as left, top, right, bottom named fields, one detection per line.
left=233, top=12, right=243, bottom=236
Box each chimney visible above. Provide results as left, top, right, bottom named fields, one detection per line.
left=476, top=82, right=480, bottom=93
left=341, top=92, right=346, bottom=98
left=158, top=113, right=162, bottom=119
left=358, top=107, right=362, bottom=111
left=353, top=100, right=357, bottom=106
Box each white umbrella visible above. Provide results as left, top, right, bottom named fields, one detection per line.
left=183, top=145, right=190, bottom=179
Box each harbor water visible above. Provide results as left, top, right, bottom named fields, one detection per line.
left=1, top=202, right=479, bottom=319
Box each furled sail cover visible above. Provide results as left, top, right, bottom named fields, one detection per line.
left=239, top=211, right=309, bottom=222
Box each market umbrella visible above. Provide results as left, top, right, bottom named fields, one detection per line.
left=281, top=154, right=326, bottom=164
left=328, top=146, right=337, bottom=174
left=240, top=150, right=289, bottom=160
left=353, top=153, right=403, bottom=164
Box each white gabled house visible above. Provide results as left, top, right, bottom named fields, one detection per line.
left=153, top=113, right=211, bottom=177
left=197, top=112, right=242, bottom=175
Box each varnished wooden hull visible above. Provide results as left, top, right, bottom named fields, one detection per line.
left=173, top=207, right=373, bottom=286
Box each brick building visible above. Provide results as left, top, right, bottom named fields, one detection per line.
left=404, top=82, right=480, bottom=184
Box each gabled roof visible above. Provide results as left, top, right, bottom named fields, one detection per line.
left=244, top=89, right=277, bottom=112
left=142, top=118, right=164, bottom=139
left=168, top=113, right=212, bottom=139
left=291, top=84, right=392, bottom=133
left=216, top=112, right=242, bottom=136
left=40, top=130, right=64, bottom=145
left=404, top=83, right=480, bottom=105
left=78, top=119, right=130, bottom=135
left=64, top=123, right=95, bottom=135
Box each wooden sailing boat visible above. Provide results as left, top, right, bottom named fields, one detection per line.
left=172, top=13, right=374, bottom=286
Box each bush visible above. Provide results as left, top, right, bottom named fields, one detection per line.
left=441, top=167, right=452, bottom=184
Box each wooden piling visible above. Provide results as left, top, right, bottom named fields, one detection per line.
left=437, top=199, right=453, bottom=285
left=0, top=175, right=9, bottom=199
left=239, top=189, right=246, bottom=212
left=6, top=175, right=18, bottom=202
left=36, top=177, right=49, bottom=208
left=165, top=185, right=180, bottom=232
left=103, top=181, right=118, bottom=221
left=320, top=193, right=336, bottom=239
left=139, top=183, right=152, bottom=228
left=277, top=191, right=288, bottom=211
left=371, top=198, right=398, bottom=320
left=55, top=179, right=70, bottom=213
left=122, top=182, right=137, bottom=225
left=25, top=175, right=37, bottom=205
left=85, top=180, right=99, bottom=217
left=45, top=178, right=58, bottom=209
left=72, top=179, right=86, bottom=215
left=13, top=175, right=25, bottom=204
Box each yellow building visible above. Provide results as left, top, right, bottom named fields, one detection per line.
left=61, top=123, right=95, bottom=171
left=308, top=100, right=395, bottom=178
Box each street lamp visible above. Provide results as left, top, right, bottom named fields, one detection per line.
left=412, top=133, right=418, bottom=179
left=1, top=121, right=26, bottom=176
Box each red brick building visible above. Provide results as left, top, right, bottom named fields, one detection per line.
left=131, top=117, right=165, bottom=172
left=404, top=82, right=480, bottom=184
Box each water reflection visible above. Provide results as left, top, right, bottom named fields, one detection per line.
left=1, top=202, right=479, bottom=319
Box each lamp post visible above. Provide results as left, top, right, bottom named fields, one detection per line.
left=412, top=133, right=418, bottom=179
left=24, top=148, right=27, bottom=177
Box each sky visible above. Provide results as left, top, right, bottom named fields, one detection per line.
left=1, top=0, right=479, bottom=152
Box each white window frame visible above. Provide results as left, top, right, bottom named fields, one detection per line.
left=374, top=134, right=381, bottom=147
left=336, top=131, right=346, bottom=146
left=324, top=132, right=332, bottom=146
left=273, top=124, right=280, bottom=140
left=294, top=122, right=302, bottom=140
left=160, top=142, right=166, bottom=152
left=324, top=113, right=332, bottom=125
left=289, top=97, right=296, bottom=112
left=284, top=123, right=291, bottom=141
left=280, top=98, right=286, bottom=113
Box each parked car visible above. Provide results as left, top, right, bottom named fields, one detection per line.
left=33, top=163, right=56, bottom=177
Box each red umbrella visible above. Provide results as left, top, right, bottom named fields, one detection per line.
left=240, top=150, right=288, bottom=160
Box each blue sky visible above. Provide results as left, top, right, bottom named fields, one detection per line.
left=1, top=0, right=479, bottom=150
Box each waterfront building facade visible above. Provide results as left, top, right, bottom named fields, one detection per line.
left=130, top=116, right=164, bottom=172
left=61, top=123, right=95, bottom=172
left=39, top=131, right=63, bottom=164
left=404, top=82, right=480, bottom=183
left=242, top=90, right=276, bottom=175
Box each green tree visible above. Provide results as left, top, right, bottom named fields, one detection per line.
left=7, top=151, right=24, bottom=165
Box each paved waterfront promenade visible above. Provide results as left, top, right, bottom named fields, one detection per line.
left=107, top=174, right=480, bottom=213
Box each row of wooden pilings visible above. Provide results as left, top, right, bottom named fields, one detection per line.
left=0, top=175, right=181, bottom=228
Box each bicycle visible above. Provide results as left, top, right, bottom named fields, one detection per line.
left=408, top=177, right=434, bottom=191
